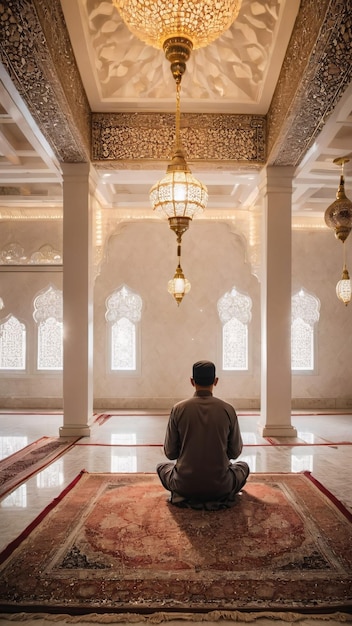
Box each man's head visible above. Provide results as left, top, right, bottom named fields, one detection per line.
left=191, top=360, right=218, bottom=388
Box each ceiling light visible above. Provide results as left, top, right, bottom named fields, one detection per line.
left=324, top=158, right=352, bottom=305
left=167, top=241, right=191, bottom=306
left=168, top=267, right=191, bottom=306
left=335, top=240, right=352, bottom=306
left=336, top=264, right=352, bottom=306
left=149, top=77, right=207, bottom=304
left=149, top=79, right=208, bottom=233
left=112, top=1, right=242, bottom=55
left=324, top=157, right=352, bottom=242
left=113, top=0, right=242, bottom=304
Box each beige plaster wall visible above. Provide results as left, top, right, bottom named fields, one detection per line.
left=291, top=229, right=352, bottom=409
left=0, top=220, right=62, bottom=261
left=0, top=219, right=351, bottom=409
left=93, top=221, right=261, bottom=409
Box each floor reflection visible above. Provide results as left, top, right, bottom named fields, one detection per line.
left=0, top=412, right=351, bottom=552
left=291, top=452, right=313, bottom=473
left=0, top=436, right=28, bottom=460
left=1, top=483, right=27, bottom=508
left=111, top=450, right=137, bottom=472
left=36, top=459, right=64, bottom=489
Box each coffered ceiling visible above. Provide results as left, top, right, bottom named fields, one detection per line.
left=0, top=0, right=351, bottom=227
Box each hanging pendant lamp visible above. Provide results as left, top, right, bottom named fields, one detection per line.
left=325, top=157, right=352, bottom=242
left=336, top=242, right=352, bottom=306
left=112, top=0, right=242, bottom=304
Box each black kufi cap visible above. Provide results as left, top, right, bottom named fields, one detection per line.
left=192, top=360, right=216, bottom=386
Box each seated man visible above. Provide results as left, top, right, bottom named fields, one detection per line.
left=156, top=360, right=249, bottom=508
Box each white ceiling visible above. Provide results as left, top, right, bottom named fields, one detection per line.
left=0, top=0, right=351, bottom=226
left=61, top=0, right=300, bottom=115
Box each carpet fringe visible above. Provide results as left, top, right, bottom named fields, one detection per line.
left=0, top=612, right=351, bottom=624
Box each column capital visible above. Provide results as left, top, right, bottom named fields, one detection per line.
left=258, top=165, right=295, bottom=194
left=61, top=162, right=91, bottom=178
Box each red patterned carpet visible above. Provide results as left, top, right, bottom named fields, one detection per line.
left=0, top=472, right=351, bottom=614
left=0, top=437, right=79, bottom=499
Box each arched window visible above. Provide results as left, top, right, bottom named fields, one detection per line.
left=217, top=287, right=252, bottom=371
left=291, top=289, right=320, bottom=371
left=0, top=315, right=26, bottom=370
left=105, top=285, right=142, bottom=371
left=33, top=286, right=63, bottom=370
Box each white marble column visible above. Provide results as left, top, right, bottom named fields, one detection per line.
left=59, top=163, right=94, bottom=437
left=258, top=166, right=297, bottom=437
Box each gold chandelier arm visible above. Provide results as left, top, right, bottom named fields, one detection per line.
left=334, top=156, right=349, bottom=202
left=177, top=241, right=182, bottom=261
left=175, top=82, right=181, bottom=153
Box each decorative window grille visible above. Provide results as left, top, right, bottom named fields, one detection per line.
left=217, top=287, right=252, bottom=371
left=33, top=286, right=63, bottom=370
left=112, top=317, right=136, bottom=370
left=105, top=285, right=142, bottom=371
left=291, top=289, right=320, bottom=371
left=0, top=315, right=26, bottom=370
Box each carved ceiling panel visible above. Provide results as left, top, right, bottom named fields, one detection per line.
left=68, top=0, right=299, bottom=113
left=0, top=0, right=351, bottom=234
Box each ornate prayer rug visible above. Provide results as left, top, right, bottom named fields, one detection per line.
left=0, top=472, right=351, bottom=614
left=0, top=437, right=79, bottom=500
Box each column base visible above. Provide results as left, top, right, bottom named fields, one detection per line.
left=258, top=424, right=298, bottom=438
left=59, top=425, right=92, bottom=438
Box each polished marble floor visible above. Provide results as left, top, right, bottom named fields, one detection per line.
left=0, top=410, right=351, bottom=555
left=0, top=410, right=352, bottom=625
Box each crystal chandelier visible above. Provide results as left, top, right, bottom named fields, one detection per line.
left=111, top=1, right=242, bottom=54
left=112, top=0, right=242, bottom=303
